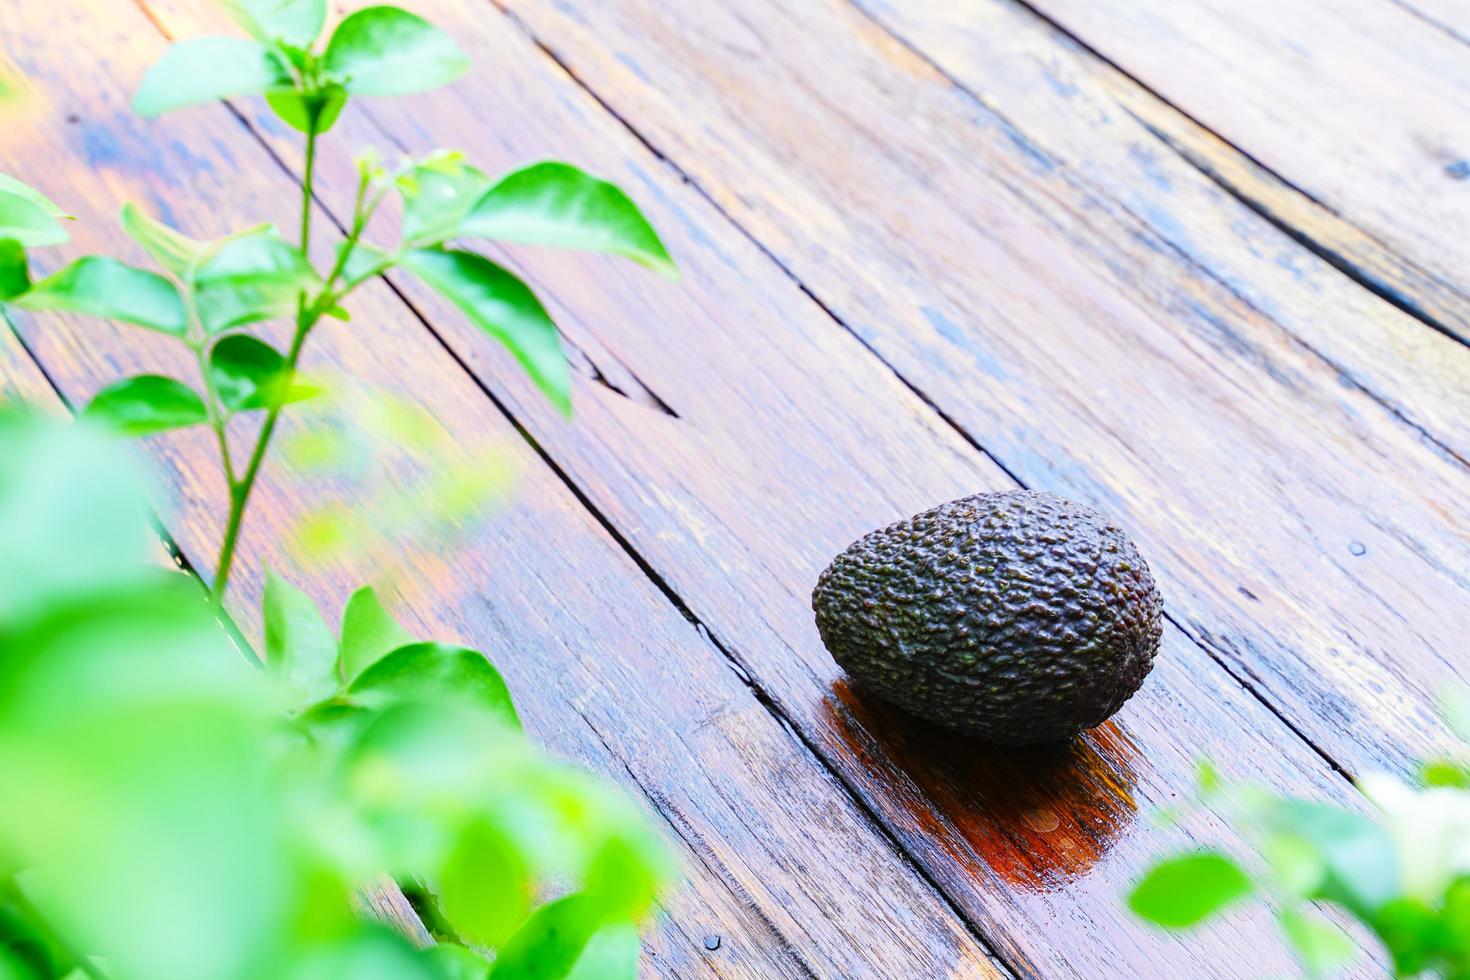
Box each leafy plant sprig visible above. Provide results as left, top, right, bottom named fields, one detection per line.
left=3, top=0, right=676, bottom=601
left=0, top=0, right=683, bottom=976
left=0, top=413, right=674, bottom=979
left=1128, top=697, right=1470, bottom=978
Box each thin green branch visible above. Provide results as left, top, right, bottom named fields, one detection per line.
left=210, top=127, right=398, bottom=600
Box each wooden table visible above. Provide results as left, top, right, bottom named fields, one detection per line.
left=3, top=0, right=1466, bottom=975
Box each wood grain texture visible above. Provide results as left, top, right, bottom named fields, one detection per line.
left=486, top=0, right=1470, bottom=779
left=0, top=316, right=61, bottom=408
left=851, top=0, right=1470, bottom=453
left=0, top=3, right=1005, bottom=977
left=126, top=0, right=1398, bottom=974
left=1020, top=0, right=1470, bottom=337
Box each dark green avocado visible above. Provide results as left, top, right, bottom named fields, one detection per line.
left=813, top=490, right=1162, bottom=745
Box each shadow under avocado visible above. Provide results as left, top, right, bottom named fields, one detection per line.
left=823, top=678, right=1140, bottom=891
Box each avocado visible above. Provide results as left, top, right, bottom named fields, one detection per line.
left=812, top=490, right=1162, bottom=744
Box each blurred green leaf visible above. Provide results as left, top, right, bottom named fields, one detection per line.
left=266, top=86, right=348, bottom=135
left=0, top=414, right=154, bottom=619
left=81, top=376, right=208, bottom=436
left=462, top=162, right=677, bottom=280
left=400, top=160, right=491, bottom=245
left=564, top=924, right=639, bottom=980
left=0, top=175, right=70, bottom=249
left=1373, top=898, right=1443, bottom=976
left=1261, top=832, right=1326, bottom=898
left=337, top=586, right=415, bottom=683
left=263, top=571, right=339, bottom=705
left=1128, top=851, right=1253, bottom=929
left=219, top=0, right=327, bottom=49
left=1278, top=906, right=1356, bottom=977
left=14, top=257, right=186, bottom=335
left=338, top=241, right=394, bottom=288
left=584, top=834, right=667, bottom=921
left=210, top=334, right=317, bottom=413
left=197, top=225, right=316, bottom=291
left=1263, top=799, right=1399, bottom=916
left=421, top=944, right=491, bottom=980
left=347, top=643, right=520, bottom=730
left=1421, top=759, right=1470, bottom=789
left=0, top=240, right=28, bottom=300
left=0, top=175, right=69, bottom=222
left=134, top=38, right=294, bottom=117
left=120, top=203, right=204, bottom=279
left=438, top=820, right=530, bottom=948
left=399, top=248, right=569, bottom=415
left=282, top=928, right=441, bottom=980
left=488, top=894, right=635, bottom=980
left=323, top=7, right=468, bottom=97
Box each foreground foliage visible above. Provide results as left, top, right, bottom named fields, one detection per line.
left=0, top=415, right=671, bottom=979
left=1129, top=705, right=1470, bottom=978
left=0, top=0, right=680, bottom=975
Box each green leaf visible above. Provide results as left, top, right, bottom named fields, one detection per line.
left=134, top=38, right=294, bottom=117
left=265, top=85, right=348, bottom=134
left=1373, top=897, right=1443, bottom=977
left=1128, top=851, right=1254, bottom=929
left=218, top=0, right=326, bottom=49
left=263, top=571, right=339, bottom=705
left=323, top=6, right=468, bottom=97
left=421, top=944, right=492, bottom=980
left=399, top=248, right=569, bottom=414
left=197, top=226, right=316, bottom=290
left=338, top=586, right=415, bottom=683
left=81, top=375, right=208, bottom=436
left=209, top=334, right=315, bottom=413
left=0, top=174, right=70, bottom=221
left=462, top=162, right=677, bottom=279
left=14, top=257, right=186, bottom=334
left=195, top=226, right=317, bottom=332
left=1278, top=906, right=1358, bottom=977
left=120, top=203, right=205, bottom=279
left=565, top=925, right=639, bottom=980
left=439, top=820, right=531, bottom=948
left=338, top=241, right=394, bottom=288
left=0, top=175, right=70, bottom=248
left=347, top=642, right=520, bottom=730
left=1420, top=759, right=1470, bottom=788
left=0, top=240, right=29, bottom=300
left=488, top=895, right=634, bottom=980
left=1262, top=799, right=1399, bottom=916
left=1261, top=832, right=1327, bottom=897
left=400, top=160, right=491, bottom=245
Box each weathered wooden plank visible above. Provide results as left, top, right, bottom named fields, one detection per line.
left=850, top=0, right=1470, bottom=453
left=135, top=1, right=1394, bottom=976
left=481, top=0, right=1470, bottom=779
left=0, top=3, right=1005, bottom=977
left=1019, top=0, right=1470, bottom=338
left=0, top=316, right=61, bottom=408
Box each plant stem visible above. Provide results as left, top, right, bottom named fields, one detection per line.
left=212, top=312, right=310, bottom=598
left=212, top=126, right=322, bottom=600
left=300, top=125, right=318, bottom=253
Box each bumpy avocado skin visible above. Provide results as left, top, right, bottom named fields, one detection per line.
left=813, top=491, right=1162, bottom=745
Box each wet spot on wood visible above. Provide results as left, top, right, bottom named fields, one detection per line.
left=1349, top=541, right=1367, bottom=556
left=824, top=678, right=1138, bottom=891
left=703, top=934, right=722, bottom=951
